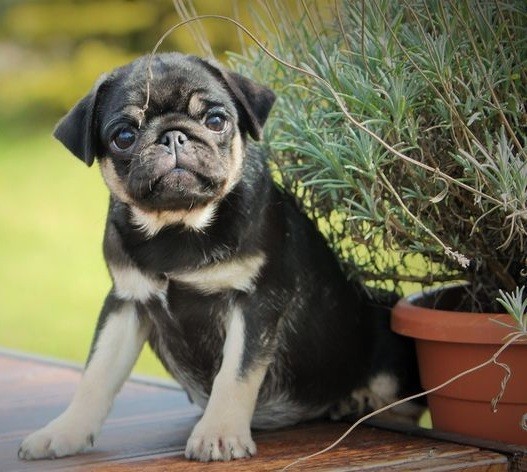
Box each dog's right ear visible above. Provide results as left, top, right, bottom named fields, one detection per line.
left=53, top=73, right=109, bottom=167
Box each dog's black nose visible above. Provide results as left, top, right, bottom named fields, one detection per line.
left=160, top=130, right=188, bottom=153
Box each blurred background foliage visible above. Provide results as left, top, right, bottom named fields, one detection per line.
left=0, top=0, right=284, bottom=129
left=0, top=0, right=309, bottom=375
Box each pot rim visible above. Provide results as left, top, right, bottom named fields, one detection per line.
left=391, top=286, right=526, bottom=344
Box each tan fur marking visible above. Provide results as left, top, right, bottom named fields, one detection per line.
left=99, top=159, right=133, bottom=204
left=224, top=132, right=244, bottom=195
left=187, top=92, right=207, bottom=117
left=130, top=203, right=218, bottom=237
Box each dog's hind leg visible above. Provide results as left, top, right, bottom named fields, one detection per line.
left=18, top=294, right=150, bottom=460
left=330, top=372, right=425, bottom=424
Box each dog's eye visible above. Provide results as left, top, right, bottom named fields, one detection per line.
left=111, top=127, right=137, bottom=152
left=204, top=113, right=227, bottom=133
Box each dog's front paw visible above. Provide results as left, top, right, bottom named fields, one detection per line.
left=18, top=414, right=97, bottom=460
left=185, top=420, right=256, bottom=462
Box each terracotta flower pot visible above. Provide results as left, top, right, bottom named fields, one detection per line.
left=391, top=286, right=527, bottom=446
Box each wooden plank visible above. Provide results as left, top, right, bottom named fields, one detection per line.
left=88, top=425, right=509, bottom=471
left=0, top=351, right=509, bottom=472
left=367, top=417, right=527, bottom=458
left=0, top=353, right=201, bottom=472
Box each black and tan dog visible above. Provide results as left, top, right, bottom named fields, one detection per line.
left=19, top=53, right=421, bottom=462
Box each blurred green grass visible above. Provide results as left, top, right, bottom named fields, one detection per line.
left=0, top=127, right=169, bottom=377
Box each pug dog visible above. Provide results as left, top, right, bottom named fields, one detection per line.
left=19, top=52, right=421, bottom=462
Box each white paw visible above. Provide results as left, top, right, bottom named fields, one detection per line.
left=18, top=414, right=98, bottom=460
left=185, top=420, right=256, bottom=461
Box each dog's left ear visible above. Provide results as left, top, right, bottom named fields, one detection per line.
left=201, top=59, right=276, bottom=141
left=53, top=73, right=109, bottom=167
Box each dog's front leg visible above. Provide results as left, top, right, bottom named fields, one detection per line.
left=19, top=294, right=150, bottom=459
left=185, top=306, right=269, bottom=462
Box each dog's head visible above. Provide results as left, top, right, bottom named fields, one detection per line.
left=54, top=53, right=275, bottom=232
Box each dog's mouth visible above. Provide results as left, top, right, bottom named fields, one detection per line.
left=129, top=162, right=220, bottom=211
left=152, top=166, right=214, bottom=192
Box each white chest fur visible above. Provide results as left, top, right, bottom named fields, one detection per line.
left=109, top=252, right=265, bottom=302
left=110, top=265, right=168, bottom=302
left=169, top=253, right=266, bottom=294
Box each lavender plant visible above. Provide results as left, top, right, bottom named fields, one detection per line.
left=231, top=0, right=526, bottom=311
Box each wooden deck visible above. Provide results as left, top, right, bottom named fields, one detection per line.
left=0, top=350, right=522, bottom=471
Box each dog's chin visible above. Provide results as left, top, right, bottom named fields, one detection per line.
left=127, top=170, right=220, bottom=236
